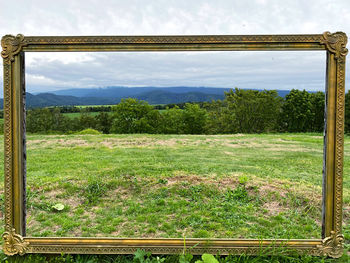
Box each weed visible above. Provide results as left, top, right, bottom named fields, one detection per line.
left=157, top=178, right=168, bottom=185
left=195, top=253, right=219, bottom=263
left=238, top=175, right=249, bottom=185
left=134, top=249, right=166, bottom=263
left=225, top=185, right=249, bottom=203
left=82, top=179, right=107, bottom=204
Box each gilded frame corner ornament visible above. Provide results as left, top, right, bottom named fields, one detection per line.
left=1, top=32, right=347, bottom=258
left=321, top=31, right=348, bottom=61
left=1, top=34, right=26, bottom=64
left=2, top=228, right=29, bottom=256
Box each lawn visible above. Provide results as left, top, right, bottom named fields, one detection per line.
left=0, top=133, right=349, bottom=243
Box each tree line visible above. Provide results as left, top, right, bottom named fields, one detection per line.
left=20, top=88, right=337, bottom=135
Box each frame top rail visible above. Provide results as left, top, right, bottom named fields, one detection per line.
left=1, top=32, right=347, bottom=62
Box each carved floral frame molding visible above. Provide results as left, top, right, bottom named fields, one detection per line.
left=1, top=32, right=348, bottom=258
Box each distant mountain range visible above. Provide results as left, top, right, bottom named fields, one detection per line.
left=0, top=86, right=292, bottom=108
left=49, top=86, right=233, bottom=98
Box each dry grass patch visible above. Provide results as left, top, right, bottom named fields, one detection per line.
left=27, top=138, right=89, bottom=148
left=98, top=137, right=179, bottom=148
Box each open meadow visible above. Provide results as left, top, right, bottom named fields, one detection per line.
left=0, top=133, right=349, bottom=243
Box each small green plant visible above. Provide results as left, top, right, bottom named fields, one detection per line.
left=238, top=175, right=249, bottom=185
left=179, top=254, right=193, bottom=263
left=133, top=249, right=165, bottom=263
left=26, top=187, right=40, bottom=209
left=82, top=179, right=107, bottom=204
left=52, top=203, right=65, bottom=211
left=157, top=178, right=168, bottom=184
left=225, top=185, right=249, bottom=202
left=195, top=254, right=219, bottom=263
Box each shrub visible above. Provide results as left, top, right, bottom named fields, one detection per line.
left=76, top=128, right=101, bottom=135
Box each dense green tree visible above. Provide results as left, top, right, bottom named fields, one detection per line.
left=79, top=112, right=97, bottom=130
left=160, top=106, right=185, bottom=134
left=182, top=103, right=208, bottom=134
left=204, top=99, right=237, bottom=134
left=225, top=88, right=282, bottom=133
left=95, top=112, right=113, bottom=134
left=310, top=91, right=325, bottom=132
left=279, top=89, right=313, bottom=132
left=50, top=108, right=72, bottom=132
left=139, top=110, right=163, bottom=134
left=26, top=108, right=53, bottom=133
left=26, top=108, right=71, bottom=133
left=110, top=98, right=154, bottom=133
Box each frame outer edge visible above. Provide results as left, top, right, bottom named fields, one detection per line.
left=0, top=32, right=347, bottom=258
left=321, top=31, right=348, bottom=258
left=1, top=35, right=28, bottom=255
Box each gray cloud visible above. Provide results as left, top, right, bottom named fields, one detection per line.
left=24, top=51, right=326, bottom=93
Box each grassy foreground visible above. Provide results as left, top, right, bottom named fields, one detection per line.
left=0, top=133, right=349, bottom=261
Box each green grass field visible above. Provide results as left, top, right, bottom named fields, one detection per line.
left=62, top=110, right=165, bottom=119
left=0, top=134, right=349, bottom=246
left=63, top=112, right=109, bottom=118
left=74, top=105, right=115, bottom=108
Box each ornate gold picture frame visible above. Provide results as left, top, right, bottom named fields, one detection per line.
left=1, top=32, right=348, bottom=258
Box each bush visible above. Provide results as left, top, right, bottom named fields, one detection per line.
left=76, top=128, right=101, bottom=135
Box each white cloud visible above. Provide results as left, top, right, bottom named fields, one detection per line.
left=0, top=0, right=349, bottom=95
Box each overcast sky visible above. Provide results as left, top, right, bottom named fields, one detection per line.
left=1, top=0, right=349, bottom=95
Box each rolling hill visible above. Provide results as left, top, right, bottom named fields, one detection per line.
left=0, top=87, right=292, bottom=108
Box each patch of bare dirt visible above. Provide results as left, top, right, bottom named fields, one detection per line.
left=166, top=174, right=204, bottom=186
left=39, top=189, right=82, bottom=212
left=262, top=201, right=287, bottom=216
left=257, top=184, right=288, bottom=199
left=45, top=189, right=64, bottom=198
left=110, top=222, right=128, bottom=236
left=222, top=142, right=242, bottom=148
left=166, top=171, right=242, bottom=190
left=104, top=188, right=131, bottom=201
